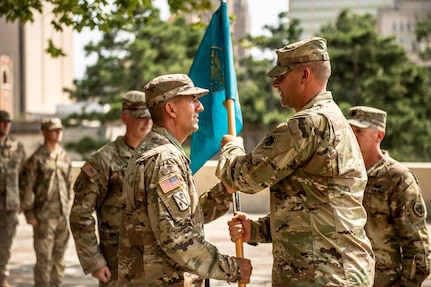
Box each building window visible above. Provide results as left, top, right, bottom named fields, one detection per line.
left=2, top=71, right=7, bottom=84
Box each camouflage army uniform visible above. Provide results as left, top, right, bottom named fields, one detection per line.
left=70, top=136, right=134, bottom=286
left=0, top=135, right=26, bottom=280
left=216, top=92, right=375, bottom=286
left=118, top=125, right=239, bottom=287
left=20, top=145, right=73, bottom=287
left=363, top=150, right=430, bottom=287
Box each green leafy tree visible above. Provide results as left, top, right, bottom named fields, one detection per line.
left=67, top=9, right=203, bottom=124
left=65, top=136, right=109, bottom=160
left=320, top=9, right=431, bottom=161
left=236, top=13, right=303, bottom=128
left=415, top=13, right=431, bottom=61
left=0, top=0, right=213, bottom=56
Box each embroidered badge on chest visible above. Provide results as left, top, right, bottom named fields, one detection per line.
left=159, top=175, right=181, bottom=193
left=173, top=190, right=189, bottom=211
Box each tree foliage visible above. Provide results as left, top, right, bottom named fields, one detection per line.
left=65, top=136, right=109, bottom=160
left=0, top=0, right=213, bottom=56
left=236, top=13, right=303, bottom=127
left=66, top=8, right=203, bottom=124
left=320, top=9, right=431, bottom=161
left=415, top=13, right=431, bottom=61
left=11, top=1, right=428, bottom=161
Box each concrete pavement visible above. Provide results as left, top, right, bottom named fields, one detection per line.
left=7, top=213, right=272, bottom=287
left=7, top=213, right=431, bottom=287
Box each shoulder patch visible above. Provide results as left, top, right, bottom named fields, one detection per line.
left=81, top=162, right=99, bottom=179
left=413, top=201, right=426, bottom=218
left=288, top=120, right=300, bottom=134
left=262, top=135, right=278, bottom=149
left=173, top=190, right=189, bottom=211
left=159, top=174, right=181, bottom=193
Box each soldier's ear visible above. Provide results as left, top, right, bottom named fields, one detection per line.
left=165, top=101, right=177, bottom=119
left=376, top=129, right=385, bottom=143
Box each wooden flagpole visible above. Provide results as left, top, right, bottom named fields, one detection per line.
left=226, top=99, right=246, bottom=287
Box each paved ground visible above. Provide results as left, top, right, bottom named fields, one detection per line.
left=6, top=213, right=431, bottom=287
left=7, top=213, right=272, bottom=287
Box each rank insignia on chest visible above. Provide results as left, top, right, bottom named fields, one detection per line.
left=159, top=175, right=181, bottom=193
left=82, top=162, right=99, bottom=179
left=173, top=190, right=189, bottom=211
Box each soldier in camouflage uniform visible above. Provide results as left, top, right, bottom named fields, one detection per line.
left=219, top=37, right=375, bottom=286
left=70, top=91, right=152, bottom=286
left=20, top=117, right=73, bottom=287
left=348, top=106, right=431, bottom=287
left=0, top=110, right=26, bottom=287
left=118, top=74, right=252, bottom=286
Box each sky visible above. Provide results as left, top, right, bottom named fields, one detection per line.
left=73, top=0, right=288, bottom=79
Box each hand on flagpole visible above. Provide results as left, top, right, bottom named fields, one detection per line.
left=228, top=212, right=252, bottom=243
left=229, top=212, right=253, bottom=285
left=220, top=134, right=244, bottom=147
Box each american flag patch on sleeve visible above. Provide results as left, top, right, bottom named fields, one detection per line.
left=159, top=175, right=181, bottom=193
left=81, top=162, right=98, bottom=179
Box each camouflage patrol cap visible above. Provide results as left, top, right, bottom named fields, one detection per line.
left=41, top=117, right=63, bottom=131
left=348, top=106, right=387, bottom=129
left=267, top=37, right=330, bottom=77
left=0, top=110, right=11, bottom=122
left=144, top=74, right=209, bottom=108
left=122, top=90, right=151, bottom=118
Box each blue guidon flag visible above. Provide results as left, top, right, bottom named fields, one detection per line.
left=189, top=1, right=243, bottom=174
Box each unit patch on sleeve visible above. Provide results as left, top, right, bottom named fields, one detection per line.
left=159, top=175, right=181, bottom=193
left=263, top=135, right=278, bottom=149
left=81, top=162, right=99, bottom=179
left=173, top=190, right=189, bottom=211
left=413, top=201, right=425, bottom=218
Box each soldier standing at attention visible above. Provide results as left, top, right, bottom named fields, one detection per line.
left=20, top=117, right=73, bottom=287
left=118, top=74, right=252, bottom=286
left=221, top=37, right=375, bottom=286
left=348, top=106, right=431, bottom=287
left=0, top=110, right=26, bottom=287
left=70, top=91, right=152, bottom=286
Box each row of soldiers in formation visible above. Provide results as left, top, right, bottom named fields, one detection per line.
left=0, top=37, right=430, bottom=287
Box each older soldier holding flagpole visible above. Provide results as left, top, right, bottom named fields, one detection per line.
left=219, top=37, right=375, bottom=286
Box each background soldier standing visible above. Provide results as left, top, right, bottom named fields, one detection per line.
left=20, top=117, right=73, bottom=287
left=70, top=91, right=152, bottom=286
left=0, top=110, right=26, bottom=287
left=348, top=106, right=431, bottom=287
